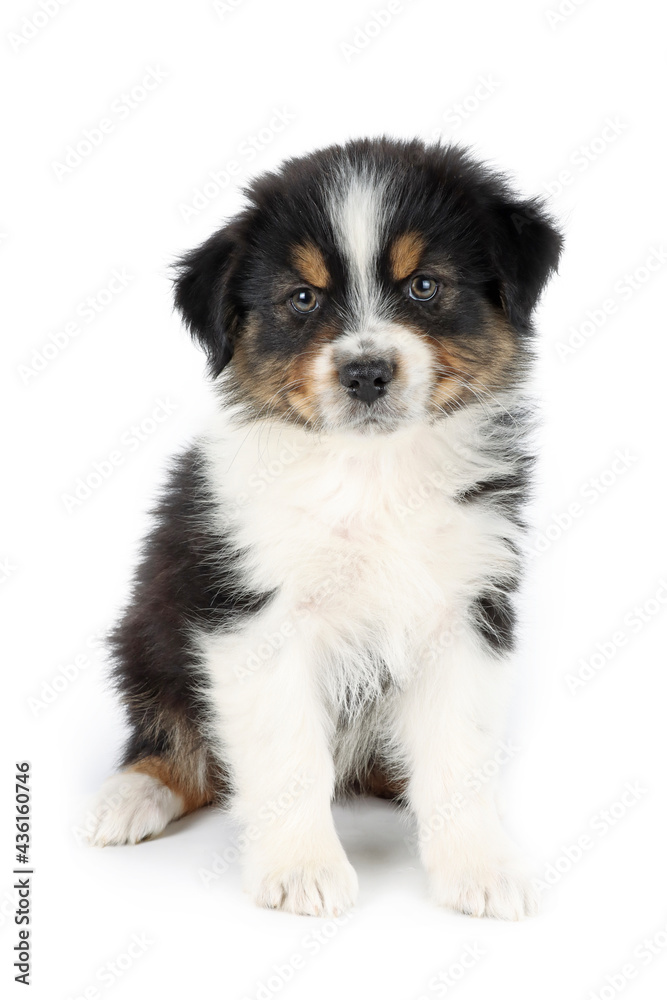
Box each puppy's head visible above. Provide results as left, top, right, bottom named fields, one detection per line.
left=174, top=139, right=562, bottom=433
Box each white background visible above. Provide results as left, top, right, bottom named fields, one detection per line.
left=3, top=0, right=667, bottom=997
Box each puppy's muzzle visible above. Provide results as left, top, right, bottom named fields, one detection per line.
left=338, top=358, right=394, bottom=405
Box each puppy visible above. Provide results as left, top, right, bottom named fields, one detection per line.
left=89, top=138, right=562, bottom=919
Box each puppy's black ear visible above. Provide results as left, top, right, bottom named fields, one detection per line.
left=491, top=197, right=563, bottom=330
left=173, top=226, right=242, bottom=376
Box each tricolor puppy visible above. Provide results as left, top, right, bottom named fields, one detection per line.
left=90, top=138, right=562, bottom=919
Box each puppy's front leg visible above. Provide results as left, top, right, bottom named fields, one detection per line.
left=209, top=619, right=357, bottom=917
left=397, top=620, right=537, bottom=920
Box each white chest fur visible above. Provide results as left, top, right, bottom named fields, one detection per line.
left=200, top=403, right=521, bottom=693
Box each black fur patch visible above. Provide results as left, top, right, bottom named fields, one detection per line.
left=111, top=447, right=271, bottom=779
left=457, top=465, right=532, bottom=525
left=471, top=586, right=517, bottom=655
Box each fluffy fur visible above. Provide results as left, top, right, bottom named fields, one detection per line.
left=89, top=138, right=562, bottom=919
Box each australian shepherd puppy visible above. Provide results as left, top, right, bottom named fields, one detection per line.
left=89, top=138, right=562, bottom=920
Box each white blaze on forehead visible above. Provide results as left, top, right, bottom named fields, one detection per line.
left=328, top=168, right=388, bottom=326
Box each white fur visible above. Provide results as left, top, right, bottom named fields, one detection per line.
left=195, top=395, right=532, bottom=917
left=311, top=320, right=437, bottom=431
left=87, top=772, right=184, bottom=846
left=328, top=168, right=389, bottom=327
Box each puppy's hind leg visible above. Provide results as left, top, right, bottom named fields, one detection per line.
left=88, top=717, right=220, bottom=847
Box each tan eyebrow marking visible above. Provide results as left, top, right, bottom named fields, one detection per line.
left=292, top=242, right=330, bottom=288
left=389, top=231, right=426, bottom=281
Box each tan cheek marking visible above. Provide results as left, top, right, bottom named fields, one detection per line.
left=410, top=310, right=519, bottom=411
left=230, top=316, right=285, bottom=407
left=232, top=317, right=337, bottom=425
left=235, top=353, right=285, bottom=412
left=292, top=242, right=330, bottom=289
left=389, top=232, right=426, bottom=282
left=285, top=328, right=338, bottom=423
left=127, top=757, right=214, bottom=816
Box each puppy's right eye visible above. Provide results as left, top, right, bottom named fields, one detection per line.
left=289, top=288, right=319, bottom=314
left=408, top=275, right=439, bottom=301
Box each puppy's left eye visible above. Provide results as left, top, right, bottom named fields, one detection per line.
left=408, top=276, right=438, bottom=301
left=290, top=288, right=319, bottom=314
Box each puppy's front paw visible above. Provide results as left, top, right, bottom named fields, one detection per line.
left=253, top=855, right=358, bottom=917
left=431, top=857, right=538, bottom=920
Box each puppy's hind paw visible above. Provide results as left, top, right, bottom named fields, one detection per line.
left=87, top=772, right=183, bottom=847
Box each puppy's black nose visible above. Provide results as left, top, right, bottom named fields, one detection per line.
left=339, top=359, right=394, bottom=405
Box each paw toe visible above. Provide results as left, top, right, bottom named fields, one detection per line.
left=434, top=861, right=537, bottom=921
left=255, top=858, right=358, bottom=917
